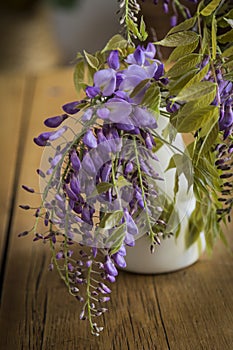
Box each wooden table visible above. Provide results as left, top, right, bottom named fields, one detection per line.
left=0, top=68, right=232, bottom=350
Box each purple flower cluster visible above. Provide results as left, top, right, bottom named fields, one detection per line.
left=24, top=43, right=167, bottom=333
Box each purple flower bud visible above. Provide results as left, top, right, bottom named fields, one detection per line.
left=83, top=129, right=98, bottom=148
left=106, top=274, right=116, bottom=283
left=99, top=297, right=110, bottom=303
left=70, top=150, right=81, bottom=172
left=62, top=101, right=80, bottom=115
left=68, top=263, right=74, bottom=271
left=70, top=176, right=81, bottom=195
left=101, top=162, right=112, bottom=182
left=36, top=169, right=46, bottom=178
left=56, top=251, right=63, bottom=260
left=22, top=185, right=35, bottom=193
left=107, top=50, right=120, bottom=70
left=163, top=3, right=169, bottom=13
left=65, top=185, right=78, bottom=201
left=49, top=126, right=67, bottom=141
left=81, top=205, right=93, bottom=225
left=33, top=136, right=48, bottom=146
left=86, top=260, right=93, bottom=268
left=111, top=252, right=127, bottom=268
left=50, top=153, right=62, bottom=167
left=86, top=86, right=100, bottom=98
left=48, top=263, right=54, bottom=271
left=18, top=230, right=29, bottom=237
left=124, top=161, right=134, bottom=174
left=134, top=47, right=145, bottom=66
left=19, top=205, right=30, bottom=210
left=99, top=282, right=111, bottom=294
left=170, top=15, right=177, bottom=27
left=104, top=255, right=118, bottom=276
left=44, top=114, right=68, bottom=128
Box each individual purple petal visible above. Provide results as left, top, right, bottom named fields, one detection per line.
left=99, top=282, right=112, bottom=294
left=70, top=176, right=81, bottom=195
left=124, top=232, right=135, bottom=246
left=143, top=43, right=156, bottom=59
left=104, top=100, right=132, bottom=123
left=163, top=2, right=169, bottom=13
left=94, top=68, right=116, bottom=96
left=81, top=205, right=92, bottom=225
left=44, top=114, right=68, bottom=128
left=51, top=153, right=62, bottom=167
left=106, top=274, right=116, bottom=283
left=131, top=106, right=157, bottom=128
left=124, top=161, right=134, bottom=174
left=65, top=185, right=78, bottom=201
left=100, top=162, right=112, bottom=182
left=86, top=86, right=100, bottom=98
left=111, top=252, right=126, bottom=268
left=83, top=129, right=98, bottom=148
left=118, top=244, right=126, bottom=256
left=82, top=108, right=93, bottom=122
left=133, top=47, right=145, bottom=66
left=62, top=101, right=80, bottom=115
left=97, top=107, right=110, bottom=119
left=70, top=150, right=81, bottom=172
left=154, top=63, right=164, bottom=80
left=104, top=255, right=118, bottom=277
left=124, top=209, right=138, bottom=235
left=107, top=50, right=120, bottom=70
left=49, top=126, right=67, bottom=141
left=82, top=153, right=96, bottom=176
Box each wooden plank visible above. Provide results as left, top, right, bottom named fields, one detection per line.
left=0, top=74, right=26, bottom=271
left=0, top=68, right=168, bottom=349
left=0, top=67, right=232, bottom=349
left=155, top=226, right=233, bottom=350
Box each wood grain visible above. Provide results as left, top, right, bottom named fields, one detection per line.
left=0, top=74, right=28, bottom=272
left=0, top=68, right=232, bottom=350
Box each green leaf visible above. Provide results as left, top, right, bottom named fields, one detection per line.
left=115, top=176, right=131, bottom=189
left=173, top=81, right=217, bottom=102
left=83, top=50, right=99, bottom=70
left=185, top=202, right=203, bottom=248
left=166, top=154, right=193, bottom=189
left=201, top=0, right=221, bottom=16
left=127, top=17, right=140, bottom=37
left=197, top=112, right=219, bottom=158
left=167, top=40, right=199, bottom=62
left=212, top=15, right=217, bottom=60
left=73, top=59, right=85, bottom=93
left=175, top=106, right=218, bottom=133
left=96, top=182, right=113, bottom=194
left=179, top=63, right=210, bottom=91
left=142, top=83, right=160, bottom=114
left=167, top=16, right=197, bottom=35
left=166, top=54, right=202, bottom=78
left=139, top=16, right=148, bottom=41
left=99, top=210, right=123, bottom=230
left=155, top=31, right=199, bottom=47
left=218, top=29, right=233, bottom=44
left=130, top=79, right=150, bottom=98
left=102, top=34, right=128, bottom=52
left=222, top=45, right=233, bottom=57
left=105, top=224, right=126, bottom=246
left=169, top=69, right=198, bottom=95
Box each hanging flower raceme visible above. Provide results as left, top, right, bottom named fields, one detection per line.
left=21, top=43, right=170, bottom=336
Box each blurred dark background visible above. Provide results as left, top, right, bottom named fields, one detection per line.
left=0, top=0, right=188, bottom=73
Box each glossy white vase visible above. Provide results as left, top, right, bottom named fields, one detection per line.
left=125, top=116, right=206, bottom=274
